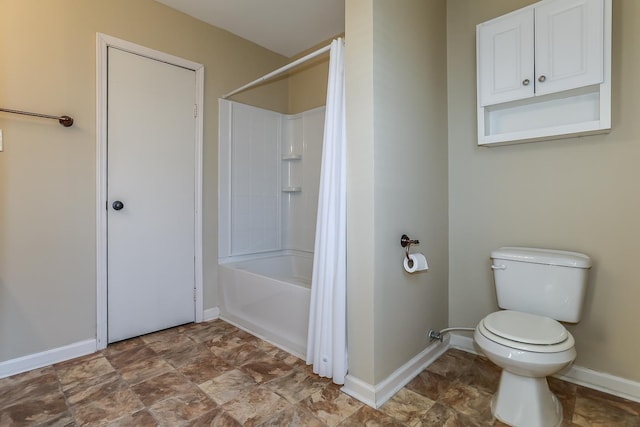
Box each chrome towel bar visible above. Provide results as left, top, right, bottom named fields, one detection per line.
left=0, top=107, right=74, bottom=127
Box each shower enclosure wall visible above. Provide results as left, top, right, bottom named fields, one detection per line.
left=218, top=99, right=325, bottom=357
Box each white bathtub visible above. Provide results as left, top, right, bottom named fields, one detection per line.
left=218, top=252, right=312, bottom=358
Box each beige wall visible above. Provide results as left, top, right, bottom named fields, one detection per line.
left=345, top=0, right=376, bottom=384
left=0, top=0, right=288, bottom=362
left=5, top=0, right=637, bottom=391
left=288, top=49, right=330, bottom=114
left=448, top=0, right=640, bottom=382
left=346, top=0, right=448, bottom=384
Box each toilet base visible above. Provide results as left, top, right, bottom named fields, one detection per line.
left=492, top=370, right=562, bottom=427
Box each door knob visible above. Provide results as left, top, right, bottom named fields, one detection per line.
left=112, top=200, right=124, bottom=211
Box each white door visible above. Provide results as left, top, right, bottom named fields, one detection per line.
left=534, top=0, right=604, bottom=96
left=107, top=47, right=196, bottom=343
left=477, top=7, right=534, bottom=106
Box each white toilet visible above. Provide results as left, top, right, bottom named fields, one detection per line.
left=474, top=247, right=591, bottom=427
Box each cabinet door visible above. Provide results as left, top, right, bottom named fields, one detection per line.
left=477, top=8, right=534, bottom=106
left=535, top=0, right=604, bottom=96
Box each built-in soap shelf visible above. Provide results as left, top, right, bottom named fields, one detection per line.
left=282, top=153, right=302, bottom=192
left=282, top=186, right=302, bottom=193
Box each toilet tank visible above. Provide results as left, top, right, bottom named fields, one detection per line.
left=491, top=247, right=592, bottom=323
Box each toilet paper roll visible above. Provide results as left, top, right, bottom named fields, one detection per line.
left=404, top=253, right=429, bottom=273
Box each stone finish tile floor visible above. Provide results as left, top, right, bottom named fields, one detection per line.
left=1, top=319, right=639, bottom=426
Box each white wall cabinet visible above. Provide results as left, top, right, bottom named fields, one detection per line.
left=534, top=0, right=604, bottom=96
left=478, top=8, right=534, bottom=106
left=477, top=0, right=611, bottom=146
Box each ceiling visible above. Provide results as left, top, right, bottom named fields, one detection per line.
left=155, top=0, right=345, bottom=58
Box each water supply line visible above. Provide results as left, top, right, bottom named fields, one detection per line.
left=428, top=327, right=476, bottom=343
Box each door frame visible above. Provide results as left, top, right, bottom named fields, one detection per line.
left=96, top=33, right=204, bottom=350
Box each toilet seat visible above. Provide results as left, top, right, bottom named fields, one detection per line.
left=478, top=310, right=575, bottom=353
left=485, top=310, right=568, bottom=344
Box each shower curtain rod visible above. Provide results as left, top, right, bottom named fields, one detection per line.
left=222, top=42, right=333, bottom=99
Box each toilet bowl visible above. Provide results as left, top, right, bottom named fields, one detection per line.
left=474, top=310, right=576, bottom=427
left=474, top=247, right=590, bottom=427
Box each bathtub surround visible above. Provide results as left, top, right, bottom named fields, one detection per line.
left=282, top=108, right=326, bottom=252
left=307, top=38, right=348, bottom=385
left=218, top=101, right=325, bottom=259
left=218, top=101, right=282, bottom=256
left=218, top=100, right=325, bottom=357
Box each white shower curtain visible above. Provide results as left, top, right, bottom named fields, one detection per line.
left=306, top=38, right=347, bottom=384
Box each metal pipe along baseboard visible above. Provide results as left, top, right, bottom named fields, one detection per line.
left=428, top=327, right=476, bottom=342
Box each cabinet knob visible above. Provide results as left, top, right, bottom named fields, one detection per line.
left=522, top=79, right=530, bottom=86
left=538, top=75, right=547, bottom=83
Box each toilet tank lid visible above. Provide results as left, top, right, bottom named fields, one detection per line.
left=491, top=247, right=592, bottom=268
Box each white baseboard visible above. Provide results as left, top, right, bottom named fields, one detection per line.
left=1, top=308, right=219, bottom=381
left=0, top=339, right=96, bottom=380
left=556, top=365, right=640, bottom=403
left=342, top=336, right=450, bottom=408
left=342, top=374, right=377, bottom=408
left=203, top=306, right=220, bottom=321
left=449, top=332, right=640, bottom=404
left=448, top=331, right=479, bottom=354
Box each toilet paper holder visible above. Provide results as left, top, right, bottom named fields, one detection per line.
left=400, top=234, right=420, bottom=263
